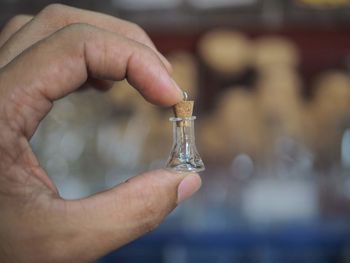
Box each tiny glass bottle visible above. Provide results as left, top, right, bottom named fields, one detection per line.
left=166, top=116, right=205, bottom=172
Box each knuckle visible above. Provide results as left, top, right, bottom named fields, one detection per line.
left=2, top=15, right=32, bottom=32
left=40, top=3, right=68, bottom=17
left=51, top=23, right=98, bottom=55
left=37, top=3, right=72, bottom=27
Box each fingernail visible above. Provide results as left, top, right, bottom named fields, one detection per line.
left=171, top=79, right=184, bottom=100
left=177, top=174, right=202, bottom=204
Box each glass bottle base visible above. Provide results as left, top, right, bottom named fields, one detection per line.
left=166, top=162, right=205, bottom=173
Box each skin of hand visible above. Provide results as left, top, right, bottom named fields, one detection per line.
left=0, top=4, right=201, bottom=263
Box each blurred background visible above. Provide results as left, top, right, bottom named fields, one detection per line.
left=1, top=0, right=350, bottom=262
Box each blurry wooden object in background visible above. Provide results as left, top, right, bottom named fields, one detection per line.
left=256, top=67, right=305, bottom=162
left=256, top=67, right=304, bottom=137
left=306, top=71, right=350, bottom=167
left=198, top=29, right=253, bottom=75
left=252, top=36, right=300, bottom=71
left=253, top=36, right=304, bottom=162
left=199, top=88, right=263, bottom=163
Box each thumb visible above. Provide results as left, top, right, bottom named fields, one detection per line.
left=63, top=169, right=201, bottom=261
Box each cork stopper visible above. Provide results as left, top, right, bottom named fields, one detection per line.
left=173, top=100, right=194, bottom=118
left=173, top=90, right=193, bottom=127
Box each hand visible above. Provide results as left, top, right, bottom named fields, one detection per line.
left=0, top=4, right=201, bottom=262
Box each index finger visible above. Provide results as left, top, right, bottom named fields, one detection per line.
left=0, top=23, right=183, bottom=138
left=0, top=4, right=171, bottom=71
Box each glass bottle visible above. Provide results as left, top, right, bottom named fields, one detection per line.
left=166, top=116, right=205, bottom=172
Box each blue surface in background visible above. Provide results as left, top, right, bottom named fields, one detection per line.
left=98, top=221, right=350, bottom=263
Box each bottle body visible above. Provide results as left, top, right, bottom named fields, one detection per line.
left=166, top=116, right=205, bottom=172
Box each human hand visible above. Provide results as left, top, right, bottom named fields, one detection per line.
left=0, top=4, right=201, bottom=262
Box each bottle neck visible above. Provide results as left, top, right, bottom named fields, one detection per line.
left=173, top=121, right=195, bottom=143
